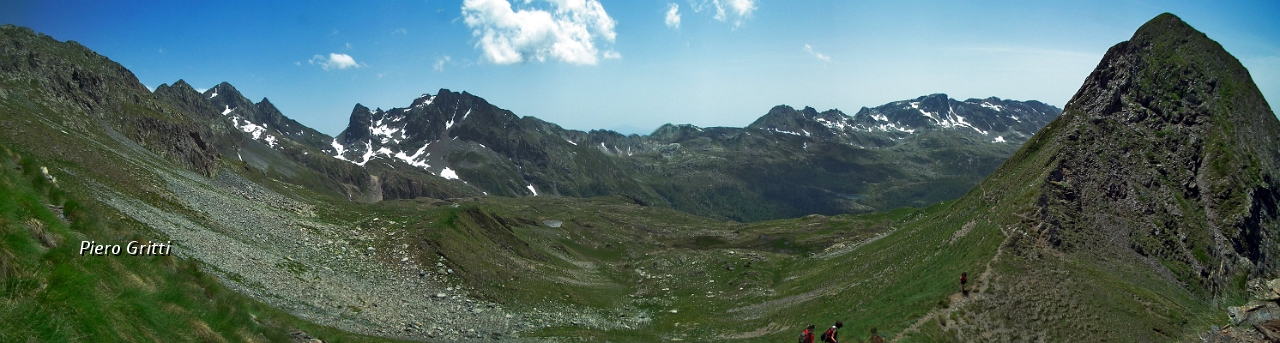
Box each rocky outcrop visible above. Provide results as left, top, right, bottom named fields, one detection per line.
left=1024, top=13, right=1280, bottom=293
left=0, top=25, right=219, bottom=176
left=1204, top=279, right=1280, bottom=342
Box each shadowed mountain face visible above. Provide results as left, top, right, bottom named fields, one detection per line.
left=0, top=26, right=220, bottom=176
left=1027, top=12, right=1280, bottom=286
left=917, top=13, right=1280, bottom=341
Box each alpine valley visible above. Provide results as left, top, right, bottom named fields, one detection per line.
left=0, top=12, right=1277, bottom=343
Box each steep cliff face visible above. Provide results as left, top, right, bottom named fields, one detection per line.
left=0, top=25, right=219, bottom=176
left=916, top=13, right=1280, bottom=341
left=1025, top=13, right=1280, bottom=290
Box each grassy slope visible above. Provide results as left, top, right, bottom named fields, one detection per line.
left=363, top=107, right=1229, bottom=342
left=0, top=146, right=406, bottom=342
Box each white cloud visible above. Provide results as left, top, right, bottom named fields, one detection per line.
left=393, top=28, right=408, bottom=35
left=195, top=88, right=208, bottom=93
left=345, top=42, right=353, bottom=50
left=461, top=0, right=618, bottom=65
left=603, top=50, right=621, bottom=59
left=687, top=0, right=756, bottom=28
left=434, top=55, right=452, bottom=71
left=727, top=0, right=755, bottom=17
left=804, top=44, right=830, bottom=62
left=309, top=53, right=361, bottom=71
left=665, top=3, right=681, bottom=29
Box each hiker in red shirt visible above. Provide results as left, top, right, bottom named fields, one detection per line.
left=820, top=321, right=842, bottom=343
left=960, top=272, right=968, bottom=295
left=798, top=324, right=815, bottom=343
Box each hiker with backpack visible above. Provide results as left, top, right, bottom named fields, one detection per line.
left=960, top=272, right=968, bottom=296
left=820, top=321, right=842, bottom=343
left=798, top=324, right=815, bottom=343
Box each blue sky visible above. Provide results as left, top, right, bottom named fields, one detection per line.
left=3, top=0, right=1278, bottom=135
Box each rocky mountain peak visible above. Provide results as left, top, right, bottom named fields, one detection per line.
left=1011, top=12, right=1280, bottom=290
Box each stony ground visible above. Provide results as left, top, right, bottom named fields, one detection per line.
left=77, top=163, right=626, bottom=342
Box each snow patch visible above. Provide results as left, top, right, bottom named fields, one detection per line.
left=815, top=117, right=850, bottom=131
left=355, top=140, right=376, bottom=166
left=526, top=184, right=538, bottom=196
left=331, top=139, right=348, bottom=160
left=769, top=128, right=801, bottom=136
left=210, top=90, right=218, bottom=99
left=236, top=120, right=268, bottom=140
left=993, top=136, right=1006, bottom=143
left=440, top=167, right=459, bottom=180
left=565, top=139, right=578, bottom=146
left=222, top=106, right=233, bottom=115
left=394, top=144, right=431, bottom=169
left=416, top=94, right=435, bottom=107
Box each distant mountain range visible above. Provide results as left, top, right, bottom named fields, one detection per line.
left=149, top=79, right=1059, bottom=221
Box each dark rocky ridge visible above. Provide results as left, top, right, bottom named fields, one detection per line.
left=928, top=13, right=1280, bottom=341
left=0, top=25, right=219, bottom=176
left=152, top=80, right=479, bottom=203
left=1030, top=13, right=1280, bottom=286
left=203, top=82, right=333, bottom=151
left=748, top=94, right=1060, bottom=148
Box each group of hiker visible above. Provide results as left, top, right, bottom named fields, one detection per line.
left=798, top=322, right=884, bottom=343
left=799, top=272, right=970, bottom=342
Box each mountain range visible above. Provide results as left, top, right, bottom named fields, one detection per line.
left=0, top=12, right=1276, bottom=342
left=147, top=77, right=1060, bottom=221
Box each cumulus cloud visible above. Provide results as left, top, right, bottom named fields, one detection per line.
left=309, top=53, right=361, bottom=71
left=688, top=0, right=756, bottom=27
left=461, top=0, right=618, bottom=65
left=665, top=3, right=681, bottom=29
left=804, top=44, right=831, bottom=62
